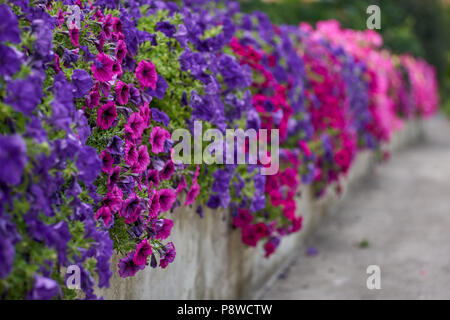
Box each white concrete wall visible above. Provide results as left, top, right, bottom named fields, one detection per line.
left=98, top=119, right=424, bottom=300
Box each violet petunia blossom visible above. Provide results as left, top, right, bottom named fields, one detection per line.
left=92, top=53, right=114, bottom=82
left=159, top=160, right=175, bottom=180
left=27, top=275, right=60, bottom=300
left=72, top=69, right=93, bottom=98
left=0, top=44, right=22, bottom=77
left=154, top=219, right=173, bottom=240
left=69, top=26, right=79, bottom=47
left=125, top=112, right=146, bottom=140
left=97, top=101, right=117, bottom=130
left=5, top=76, right=42, bottom=116
left=136, top=60, right=157, bottom=89
left=150, top=108, right=170, bottom=127
left=100, top=150, right=114, bottom=174
left=120, top=194, right=142, bottom=224
left=124, top=140, right=138, bottom=166
left=0, top=134, right=27, bottom=186
left=148, top=191, right=160, bottom=218
left=133, top=239, right=152, bottom=266
left=115, top=40, right=127, bottom=63
left=0, top=4, right=21, bottom=44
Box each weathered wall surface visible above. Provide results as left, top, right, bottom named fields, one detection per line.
left=98, top=119, right=423, bottom=300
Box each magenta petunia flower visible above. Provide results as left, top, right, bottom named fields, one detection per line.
left=92, top=53, right=114, bottom=82
left=159, top=242, right=176, bottom=269
left=112, top=61, right=122, bottom=77
left=149, top=126, right=170, bottom=154
left=124, top=140, right=138, bottom=166
left=184, top=182, right=200, bottom=206
left=115, top=80, right=129, bottom=105
left=118, top=252, right=144, bottom=278
left=147, top=169, right=160, bottom=188
left=148, top=191, right=160, bottom=218
left=95, top=206, right=113, bottom=227
left=158, top=188, right=176, bottom=212
left=136, top=60, right=157, bottom=89
left=120, top=194, right=142, bottom=224
left=155, top=219, right=173, bottom=240
left=125, top=112, right=146, bottom=141
left=108, top=165, right=121, bottom=187
left=97, top=101, right=117, bottom=130
left=102, top=185, right=123, bottom=213
left=132, top=145, right=150, bottom=173
left=133, top=239, right=152, bottom=266
left=159, top=160, right=175, bottom=180
left=69, top=26, right=79, bottom=47
left=100, top=150, right=114, bottom=174
left=139, top=102, right=151, bottom=126
left=86, top=85, right=100, bottom=109
left=115, top=40, right=127, bottom=63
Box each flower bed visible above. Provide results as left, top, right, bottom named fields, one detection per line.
left=0, top=0, right=438, bottom=299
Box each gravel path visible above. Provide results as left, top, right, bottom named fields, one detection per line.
left=262, top=115, right=450, bottom=300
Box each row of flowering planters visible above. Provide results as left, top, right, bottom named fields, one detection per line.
left=0, top=0, right=438, bottom=299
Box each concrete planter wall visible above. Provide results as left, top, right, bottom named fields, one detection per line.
left=98, top=119, right=424, bottom=300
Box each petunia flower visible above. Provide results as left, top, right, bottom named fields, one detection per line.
left=115, top=80, right=129, bottom=105
left=120, top=195, right=142, bottom=224
left=100, top=150, right=114, bottom=174
left=148, top=191, right=160, bottom=218
left=124, top=140, right=138, bottom=166
left=92, top=53, right=114, bottom=82
left=115, top=40, right=127, bottom=63
left=97, top=101, right=117, bottom=130
left=149, top=126, right=170, bottom=154
left=158, top=188, right=176, bottom=212
left=159, top=160, right=174, bottom=180
left=95, top=206, right=113, bottom=227
left=69, top=26, right=79, bottom=47
left=136, top=60, right=157, bottom=89
left=159, top=242, right=176, bottom=269
left=132, top=145, right=150, bottom=173
left=125, top=112, right=146, bottom=141
left=133, top=239, right=152, bottom=266
left=118, top=252, right=144, bottom=278
left=154, top=219, right=173, bottom=240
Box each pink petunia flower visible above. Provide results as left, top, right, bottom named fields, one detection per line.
left=139, top=102, right=151, bottom=126
left=147, top=169, right=160, bottom=187
left=115, top=40, right=127, bottom=63
left=158, top=188, right=176, bottom=212
left=124, top=141, right=138, bottom=166
left=184, top=182, right=200, bottom=206
left=132, top=145, right=150, bottom=173
left=115, top=80, right=129, bottom=105
left=125, top=113, right=146, bottom=141
left=159, top=160, right=175, bottom=180
left=100, top=150, right=114, bottom=173
left=97, top=101, right=117, bottom=130
left=95, top=206, right=113, bottom=227
left=120, top=194, right=142, bottom=224
left=133, top=239, right=152, bottom=266
left=149, top=126, right=170, bottom=154
left=148, top=191, right=160, bottom=218
left=92, top=53, right=114, bottom=82
left=136, top=60, right=157, bottom=89
left=85, top=84, right=100, bottom=109
left=102, top=185, right=123, bottom=213
left=69, top=26, right=79, bottom=47
left=155, top=219, right=173, bottom=240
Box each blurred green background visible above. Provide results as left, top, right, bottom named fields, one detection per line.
left=239, top=0, right=450, bottom=115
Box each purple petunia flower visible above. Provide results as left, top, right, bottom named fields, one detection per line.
left=146, top=75, right=168, bottom=100
left=155, top=21, right=176, bottom=37
left=76, top=146, right=102, bottom=184
left=115, top=40, right=127, bottom=63
left=148, top=191, right=160, bottom=218
left=0, top=44, right=22, bottom=77
left=27, top=275, right=60, bottom=300
left=118, top=252, right=144, bottom=278
left=97, top=101, right=117, bottom=130
left=0, top=4, right=21, bottom=44
left=154, top=219, right=173, bottom=240
left=100, top=150, right=114, bottom=174
left=151, top=108, right=170, bottom=127
left=69, top=26, right=79, bottom=47
left=72, top=69, right=93, bottom=98
left=95, top=206, right=113, bottom=227
left=92, top=53, right=114, bottom=82
left=124, top=140, right=138, bottom=166
left=133, top=239, right=152, bottom=266
left=159, top=242, right=176, bottom=269
left=136, top=60, right=157, bottom=89
left=120, top=194, right=142, bottom=224
left=0, top=134, right=27, bottom=186
left=5, top=76, right=42, bottom=116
